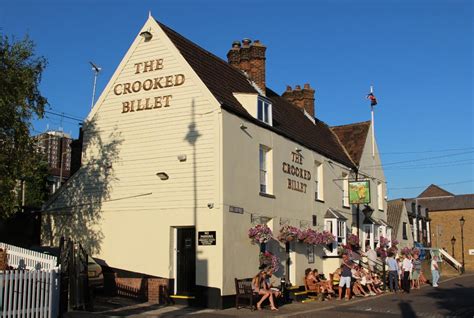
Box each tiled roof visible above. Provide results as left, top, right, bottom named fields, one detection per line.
left=418, top=194, right=474, bottom=212
left=324, top=208, right=348, bottom=220
left=387, top=199, right=405, bottom=236
left=159, top=22, right=355, bottom=168
left=417, top=184, right=454, bottom=198
left=331, top=121, right=371, bottom=166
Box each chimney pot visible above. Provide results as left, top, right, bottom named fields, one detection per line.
left=282, top=83, right=316, bottom=118
left=227, top=38, right=266, bottom=94
left=242, top=38, right=252, bottom=46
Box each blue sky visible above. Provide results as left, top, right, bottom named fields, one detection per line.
left=2, top=0, right=473, bottom=198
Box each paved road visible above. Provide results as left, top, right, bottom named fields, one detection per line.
left=65, top=274, right=474, bottom=317
left=307, top=273, right=474, bottom=318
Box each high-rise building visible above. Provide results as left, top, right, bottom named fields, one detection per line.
left=35, top=130, right=72, bottom=192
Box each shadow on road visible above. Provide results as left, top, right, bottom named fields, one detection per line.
left=425, top=285, right=474, bottom=316
left=399, top=300, right=417, bottom=318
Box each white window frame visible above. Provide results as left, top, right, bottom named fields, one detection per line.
left=337, top=220, right=346, bottom=245
left=257, top=98, right=272, bottom=125
left=363, top=224, right=373, bottom=251
left=324, top=218, right=346, bottom=255
left=259, top=145, right=272, bottom=194
left=377, top=182, right=383, bottom=211
left=342, top=172, right=349, bottom=207
left=314, top=161, right=324, bottom=201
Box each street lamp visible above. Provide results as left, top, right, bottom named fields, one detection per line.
left=459, top=216, right=465, bottom=273
left=450, top=236, right=456, bottom=258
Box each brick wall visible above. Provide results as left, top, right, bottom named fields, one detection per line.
left=429, top=209, right=474, bottom=271
left=103, top=272, right=169, bottom=303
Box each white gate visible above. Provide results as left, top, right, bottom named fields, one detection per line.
left=0, top=242, right=60, bottom=317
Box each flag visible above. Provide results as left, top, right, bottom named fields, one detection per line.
left=366, top=92, right=377, bottom=106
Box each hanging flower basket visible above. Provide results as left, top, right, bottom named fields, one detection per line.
left=248, top=224, right=273, bottom=244
left=259, top=251, right=280, bottom=272
left=379, top=236, right=390, bottom=248
left=392, top=239, right=399, bottom=247
left=347, top=234, right=360, bottom=248
left=277, top=225, right=300, bottom=243
left=299, top=229, right=335, bottom=246
left=401, top=246, right=412, bottom=256
left=319, top=230, right=336, bottom=245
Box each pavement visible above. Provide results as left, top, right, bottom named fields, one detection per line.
left=65, top=273, right=474, bottom=318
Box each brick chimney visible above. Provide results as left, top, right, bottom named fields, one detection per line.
left=227, top=39, right=266, bottom=94
left=282, top=83, right=316, bottom=118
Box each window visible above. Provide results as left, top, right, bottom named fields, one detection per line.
left=257, top=99, right=272, bottom=124
left=312, top=215, right=317, bottom=227
left=342, top=172, right=349, bottom=207
left=363, top=225, right=372, bottom=250
left=402, top=222, right=408, bottom=240
left=411, top=202, right=416, bottom=213
left=259, top=145, right=272, bottom=194
left=377, top=182, right=383, bottom=211
left=314, top=161, right=324, bottom=201
left=337, top=221, right=346, bottom=244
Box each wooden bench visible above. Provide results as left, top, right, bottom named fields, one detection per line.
left=235, top=278, right=259, bottom=310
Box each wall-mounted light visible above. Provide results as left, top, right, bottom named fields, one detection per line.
left=295, top=147, right=302, bottom=153
left=177, top=154, right=187, bottom=162
left=140, top=30, right=153, bottom=41
left=156, top=172, right=169, bottom=180
left=240, top=123, right=248, bottom=130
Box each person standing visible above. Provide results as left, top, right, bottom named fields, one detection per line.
left=338, top=254, right=354, bottom=300
left=386, top=251, right=399, bottom=292
left=431, top=255, right=440, bottom=287
left=365, top=245, right=377, bottom=272
left=401, top=253, right=413, bottom=293
left=412, top=253, right=422, bottom=289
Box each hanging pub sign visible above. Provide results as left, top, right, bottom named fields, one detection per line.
left=349, top=180, right=371, bottom=204
left=198, top=231, right=217, bottom=246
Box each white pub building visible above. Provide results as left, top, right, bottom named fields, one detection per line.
left=43, top=15, right=389, bottom=308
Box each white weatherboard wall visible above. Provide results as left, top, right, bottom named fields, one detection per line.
left=45, top=17, right=223, bottom=290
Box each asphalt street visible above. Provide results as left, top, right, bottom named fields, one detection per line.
left=65, top=273, right=474, bottom=318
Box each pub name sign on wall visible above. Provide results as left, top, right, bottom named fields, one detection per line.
left=113, top=59, right=186, bottom=113
left=282, top=151, right=311, bottom=193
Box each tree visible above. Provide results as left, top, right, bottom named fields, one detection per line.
left=0, top=35, right=48, bottom=219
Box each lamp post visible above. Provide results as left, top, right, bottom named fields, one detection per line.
left=459, top=216, right=465, bottom=273
left=450, top=236, right=456, bottom=258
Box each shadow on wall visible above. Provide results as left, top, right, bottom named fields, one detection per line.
left=42, top=117, right=123, bottom=254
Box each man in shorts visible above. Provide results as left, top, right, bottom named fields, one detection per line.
left=339, top=253, right=354, bottom=300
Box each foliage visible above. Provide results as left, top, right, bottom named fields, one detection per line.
left=248, top=224, right=273, bottom=244
left=0, top=35, right=48, bottom=219
left=301, top=228, right=335, bottom=245
left=277, top=225, right=300, bottom=243
left=347, top=234, right=360, bottom=247
left=259, top=251, right=280, bottom=272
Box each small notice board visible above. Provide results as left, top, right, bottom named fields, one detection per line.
left=198, top=231, right=216, bottom=246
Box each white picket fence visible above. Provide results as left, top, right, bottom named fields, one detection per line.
left=1, top=269, right=60, bottom=318
left=0, top=243, right=57, bottom=271
left=0, top=242, right=60, bottom=318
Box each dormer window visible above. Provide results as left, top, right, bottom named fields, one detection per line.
left=257, top=98, right=272, bottom=125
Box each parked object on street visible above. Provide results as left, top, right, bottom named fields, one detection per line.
left=88, top=256, right=104, bottom=289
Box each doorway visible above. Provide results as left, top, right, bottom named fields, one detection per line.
left=176, top=227, right=196, bottom=295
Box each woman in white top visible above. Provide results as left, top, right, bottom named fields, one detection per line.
left=401, top=254, right=413, bottom=293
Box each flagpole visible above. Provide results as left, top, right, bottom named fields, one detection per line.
left=370, top=85, right=375, bottom=159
